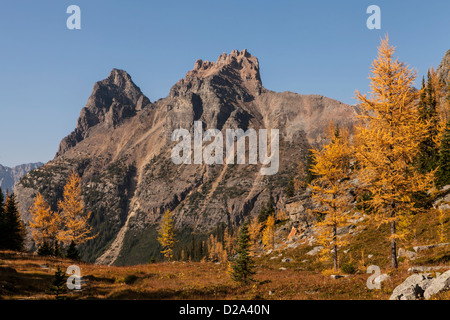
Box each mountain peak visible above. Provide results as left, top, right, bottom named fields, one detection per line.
left=171, top=49, right=262, bottom=101
left=105, top=68, right=133, bottom=88
left=186, top=49, right=260, bottom=82
left=98, top=68, right=144, bottom=97
left=56, top=69, right=150, bottom=156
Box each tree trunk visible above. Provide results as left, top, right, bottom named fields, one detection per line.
left=272, top=232, right=275, bottom=251
left=333, top=225, right=338, bottom=271
left=390, top=220, right=398, bottom=269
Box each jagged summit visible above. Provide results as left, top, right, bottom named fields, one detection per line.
left=107, top=68, right=131, bottom=80
left=90, top=68, right=148, bottom=106
left=170, top=49, right=263, bottom=103
left=186, top=49, right=260, bottom=82
left=103, top=69, right=141, bottom=93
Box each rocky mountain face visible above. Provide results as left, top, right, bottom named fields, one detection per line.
left=15, top=49, right=359, bottom=265
left=0, top=163, right=43, bottom=194
left=437, top=49, right=450, bottom=88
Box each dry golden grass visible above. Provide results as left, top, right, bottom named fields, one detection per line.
left=0, top=249, right=440, bottom=300
left=0, top=208, right=448, bottom=300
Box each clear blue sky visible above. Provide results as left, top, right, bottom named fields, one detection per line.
left=0, top=0, right=449, bottom=167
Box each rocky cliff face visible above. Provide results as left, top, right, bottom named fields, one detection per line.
left=437, top=49, right=450, bottom=88
left=0, top=162, right=43, bottom=194
left=15, top=49, right=359, bottom=265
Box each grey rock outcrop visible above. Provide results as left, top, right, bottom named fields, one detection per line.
left=413, top=242, right=450, bottom=253
left=389, top=274, right=434, bottom=300
left=424, top=270, right=450, bottom=299
left=307, top=246, right=323, bottom=256
left=398, top=248, right=417, bottom=260
left=408, top=266, right=450, bottom=273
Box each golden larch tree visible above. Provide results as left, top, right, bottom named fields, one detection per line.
left=207, top=234, right=228, bottom=263
left=354, top=36, right=434, bottom=268
left=262, top=215, right=275, bottom=250
left=309, top=124, right=353, bottom=271
left=248, top=215, right=262, bottom=255
left=29, top=193, right=61, bottom=249
left=157, top=209, right=177, bottom=261
left=223, top=227, right=236, bottom=258
left=425, top=67, right=447, bottom=125
left=58, top=170, right=96, bottom=246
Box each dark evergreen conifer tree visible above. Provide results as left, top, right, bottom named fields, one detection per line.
left=0, top=189, right=5, bottom=249
left=37, top=241, right=53, bottom=256
left=257, top=202, right=267, bottom=223
left=49, top=266, right=67, bottom=300
left=1, top=193, right=25, bottom=251
left=416, top=72, right=440, bottom=173
left=230, top=220, right=255, bottom=284
left=66, top=240, right=80, bottom=261
left=436, top=119, right=450, bottom=188
left=285, top=176, right=295, bottom=197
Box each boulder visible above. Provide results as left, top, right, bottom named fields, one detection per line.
left=408, top=266, right=450, bottom=273
left=336, top=224, right=355, bottom=235
left=287, top=242, right=300, bottom=249
left=389, top=274, right=433, bottom=300
left=307, top=236, right=316, bottom=246
left=413, top=243, right=450, bottom=253
left=307, top=246, right=323, bottom=256
left=398, top=248, right=417, bottom=260
left=424, top=270, right=450, bottom=299
left=349, top=214, right=366, bottom=224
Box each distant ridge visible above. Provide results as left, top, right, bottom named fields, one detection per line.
left=0, top=162, right=43, bottom=194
